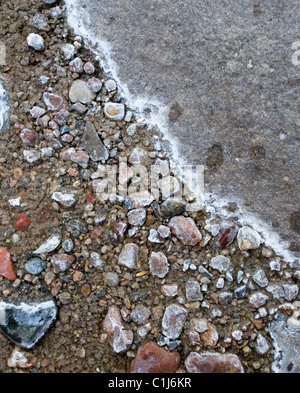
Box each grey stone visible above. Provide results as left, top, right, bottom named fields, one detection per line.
left=25, top=258, right=47, bottom=275
left=237, top=227, right=262, bottom=250
left=69, top=80, right=95, bottom=104
left=0, top=300, right=57, bottom=349
left=106, top=272, right=120, bottom=287
left=81, top=121, right=109, bottom=161
left=0, top=83, right=10, bottom=133
left=118, top=243, right=140, bottom=269
left=249, top=292, right=269, bottom=308
left=27, top=33, right=44, bottom=51
left=253, top=269, right=269, bottom=288
left=128, top=208, right=146, bottom=226
left=33, top=234, right=61, bottom=254
left=234, top=285, right=248, bottom=299
left=162, top=303, right=188, bottom=339
left=209, top=255, right=231, bottom=273
left=29, top=14, right=49, bottom=31
left=255, top=333, right=270, bottom=355
left=130, top=305, right=151, bottom=325
left=186, top=280, right=203, bottom=302
left=159, top=198, right=187, bottom=218
left=62, top=239, right=74, bottom=252
left=148, top=251, right=169, bottom=278
left=283, top=284, right=299, bottom=301
left=219, top=292, right=233, bottom=305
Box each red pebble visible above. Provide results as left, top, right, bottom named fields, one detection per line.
left=15, top=213, right=31, bottom=231
left=130, top=342, right=181, bottom=373
left=216, top=226, right=238, bottom=248
left=0, top=248, right=16, bottom=281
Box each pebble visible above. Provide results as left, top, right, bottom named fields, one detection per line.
left=62, top=239, right=74, bottom=252
left=185, top=352, right=244, bottom=373
left=30, top=106, right=46, bottom=119
left=23, top=150, right=40, bottom=164
left=71, top=150, right=90, bottom=168
left=52, top=191, right=76, bottom=208
left=216, top=225, right=238, bottom=248
left=43, top=92, right=64, bottom=111
left=25, top=258, right=46, bottom=276
left=44, top=0, right=57, bottom=3
left=103, top=306, right=133, bottom=353
left=130, top=305, right=151, bottom=325
left=27, top=33, right=44, bottom=51
left=7, top=347, right=38, bottom=369
left=33, top=234, right=61, bottom=254
left=130, top=342, right=180, bottom=373
left=51, top=254, right=75, bottom=273
left=0, top=248, right=16, bottom=281
left=209, top=255, right=231, bottom=273
left=105, top=79, right=117, bottom=92
left=61, top=43, right=76, bottom=60
left=249, top=292, right=269, bottom=308
left=90, top=252, right=105, bottom=269
left=29, top=14, right=49, bottom=31
left=128, top=208, right=146, bottom=226
left=69, top=57, right=83, bottom=73
left=129, top=147, right=149, bottom=165
left=84, top=62, right=95, bottom=74
left=186, top=280, right=203, bottom=302
left=148, top=229, right=164, bottom=244
left=159, top=198, right=187, bottom=218
left=283, top=284, right=299, bottom=301
left=162, top=303, right=188, bottom=339
left=15, top=213, right=31, bottom=231
left=169, top=215, right=202, bottom=245
left=130, top=190, right=154, bottom=208
left=54, top=109, right=69, bottom=126
left=157, top=225, right=171, bottom=238
left=253, top=269, right=269, bottom=288
left=234, top=285, right=248, bottom=299
left=87, top=77, right=102, bottom=93
left=189, top=318, right=219, bottom=347
left=161, top=284, right=178, bottom=297
left=0, top=300, right=57, bottom=349
left=69, top=80, right=95, bottom=104
left=81, top=121, right=108, bottom=162
left=104, top=102, right=125, bottom=121
left=237, top=226, right=262, bottom=250
left=118, top=243, right=140, bottom=269
left=148, top=251, right=169, bottom=278
left=255, top=334, right=270, bottom=355
left=105, top=272, right=120, bottom=287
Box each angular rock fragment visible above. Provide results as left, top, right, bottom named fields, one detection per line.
left=20, top=128, right=40, bottom=147
left=130, top=190, right=154, bottom=208
left=162, top=303, right=188, bottom=339
left=81, top=121, right=108, bottom=162
left=33, top=234, right=61, bottom=254
left=186, top=280, right=203, bottom=302
left=0, top=248, right=16, bottom=281
left=130, top=305, right=151, bottom=325
left=249, top=292, right=269, bottom=308
left=69, top=80, right=95, bottom=104
left=253, top=269, right=269, bottom=288
left=237, top=226, right=262, bottom=250
left=216, top=225, right=238, bottom=248
left=25, top=258, right=47, bottom=276
left=169, top=215, right=202, bottom=245
left=209, top=255, right=231, bottom=273
left=50, top=254, right=75, bottom=273
left=130, top=342, right=180, bottom=373
left=0, top=299, right=57, bottom=349
left=189, top=318, right=219, bottom=347
left=148, top=251, right=169, bottom=278
left=104, top=102, right=125, bottom=121
left=43, top=92, right=64, bottom=111
left=103, top=306, right=133, bottom=353
left=118, top=243, right=140, bottom=269
left=128, top=208, right=146, bottom=226
left=7, top=347, right=38, bottom=369
left=27, top=33, right=44, bottom=51
left=52, top=191, right=76, bottom=208
left=159, top=198, right=187, bottom=218
left=185, top=352, right=244, bottom=373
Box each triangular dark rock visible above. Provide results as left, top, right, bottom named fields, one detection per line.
left=0, top=299, right=57, bottom=349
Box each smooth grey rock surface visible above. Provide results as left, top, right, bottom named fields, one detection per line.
left=81, top=121, right=109, bottom=162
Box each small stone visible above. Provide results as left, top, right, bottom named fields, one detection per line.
left=52, top=191, right=76, bottom=208
left=148, top=229, right=164, bottom=243
left=20, top=128, right=40, bottom=147
left=33, top=234, right=61, bottom=254
left=130, top=305, right=151, bottom=325
left=237, top=226, right=262, bottom=250
left=62, top=239, right=74, bottom=252
left=169, top=215, right=202, bottom=245
left=0, top=248, right=16, bottom=281
left=283, top=284, right=299, bottom=301
left=54, top=109, right=69, bottom=126
left=71, top=150, right=89, bottom=168
left=87, top=77, right=102, bottom=93
left=149, top=251, right=169, bottom=278
left=30, top=106, right=46, bottom=119
left=25, top=258, right=46, bottom=276
left=219, top=292, right=233, bottom=304
left=129, top=147, right=149, bottom=165
left=255, top=334, right=270, bottom=355
left=68, top=219, right=87, bottom=233
left=72, top=102, right=87, bottom=114
left=69, top=80, right=95, bottom=104
left=7, top=347, right=38, bottom=369
left=249, top=292, right=269, bottom=308
left=69, top=57, right=83, bottom=73
left=130, top=342, right=180, bottom=373
left=209, top=255, right=231, bottom=273
left=104, top=102, right=125, bottom=121
left=15, top=214, right=31, bottom=231
left=61, top=43, right=75, bottom=60
left=58, top=292, right=72, bottom=305
left=27, top=33, right=44, bottom=51
left=73, top=270, right=84, bottom=282
left=29, top=14, right=49, bottom=31
left=105, top=272, right=120, bottom=287
left=0, top=300, right=57, bottom=349
left=190, top=318, right=219, bottom=347
left=185, top=352, right=244, bottom=373
left=186, top=281, right=203, bottom=302
left=157, top=225, right=171, bottom=238
left=103, top=306, right=133, bottom=353
left=266, top=284, right=285, bottom=299
left=216, top=225, right=238, bottom=248
left=128, top=208, right=146, bottom=226
left=50, top=254, right=75, bottom=273
left=162, top=284, right=178, bottom=297
left=119, top=243, right=140, bottom=269
left=105, top=79, right=117, bottom=92
left=162, top=303, right=188, bottom=339
left=84, top=62, right=95, bottom=74
left=43, top=92, right=64, bottom=111
left=81, top=283, right=91, bottom=297
left=90, top=252, right=105, bottom=269
left=234, top=285, right=248, bottom=299
left=23, top=150, right=40, bottom=164
left=130, top=190, right=154, bottom=208
left=270, top=260, right=281, bottom=271
left=253, top=270, right=269, bottom=288
left=159, top=198, right=187, bottom=218
left=81, top=121, right=108, bottom=162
